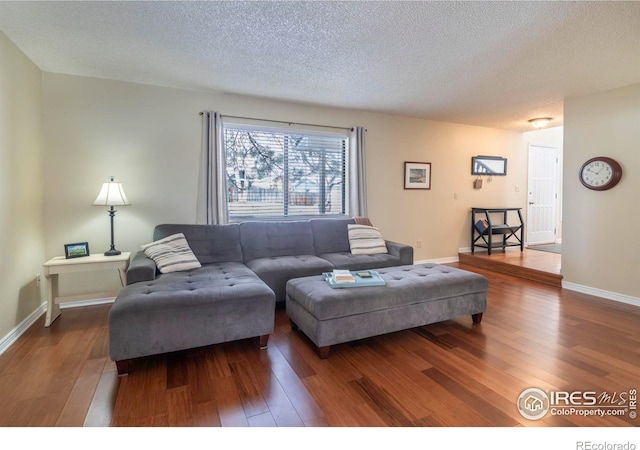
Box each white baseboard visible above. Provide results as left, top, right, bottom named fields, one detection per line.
left=415, top=256, right=460, bottom=265
left=58, top=297, right=116, bottom=310
left=0, top=297, right=116, bottom=357
left=561, top=282, right=640, bottom=308
left=0, top=303, right=46, bottom=356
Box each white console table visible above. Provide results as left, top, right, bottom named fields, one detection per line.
left=43, top=252, right=130, bottom=327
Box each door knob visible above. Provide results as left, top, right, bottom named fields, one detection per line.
left=528, top=202, right=534, bottom=205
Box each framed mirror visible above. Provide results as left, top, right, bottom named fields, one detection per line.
left=471, top=156, right=507, bottom=176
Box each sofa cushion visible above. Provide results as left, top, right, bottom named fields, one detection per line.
left=246, top=255, right=334, bottom=302
left=310, top=218, right=355, bottom=255
left=240, top=220, right=316, bottom=262
left=347, top=224, right=388, bottom=255
left=141, top=233, right=201, bottom=273
left=319, top=252, right=402, bottom=271
left=154, top=224, right=244, bottom=264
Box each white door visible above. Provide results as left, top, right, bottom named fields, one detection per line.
left=527, top=145, right=558, bottom=245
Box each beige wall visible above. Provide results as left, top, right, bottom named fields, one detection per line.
left=563, top=84, right=640, bottom=298
left=42, top=73, right=528, bottom=295
left=0, top=32, right=45, bottom=340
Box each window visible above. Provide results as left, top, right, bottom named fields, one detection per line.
left=223, top=123, right=348, bottom=220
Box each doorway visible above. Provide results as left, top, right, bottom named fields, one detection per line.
left=527, top=145, right=559, bottom=245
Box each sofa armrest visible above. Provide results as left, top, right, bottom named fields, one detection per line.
left=385, top=241, right=414, bottom=265
left=126, top=251, right=157, bottom=285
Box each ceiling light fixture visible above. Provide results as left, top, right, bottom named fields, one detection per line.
left=528, top=117, right=553, bottom=129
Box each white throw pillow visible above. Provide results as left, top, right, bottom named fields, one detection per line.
left=348, top=224, right=388, bottom=255
left=141, top=233, right=201, bottom=273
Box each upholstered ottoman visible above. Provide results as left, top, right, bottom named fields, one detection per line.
left=285, top=263, right=488, bottom=357
left=109, top=262, right=275, bottom=375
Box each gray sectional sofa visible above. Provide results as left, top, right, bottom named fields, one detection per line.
left=109, top=218, right=413, bottom=374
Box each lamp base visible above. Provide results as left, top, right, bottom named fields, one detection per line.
left=104, top=248, right=122, bottom=256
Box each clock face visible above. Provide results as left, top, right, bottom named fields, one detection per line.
left=581, top=161, right=613, bottom=187
left=579, top=157, right=622, bottom=191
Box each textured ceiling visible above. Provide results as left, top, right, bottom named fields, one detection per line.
left=1, top=1, right=640, bottom=131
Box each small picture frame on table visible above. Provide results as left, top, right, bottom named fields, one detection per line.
left=64, top=242, right=90, bottom=259
left=404, top=161, right=431, bottom=190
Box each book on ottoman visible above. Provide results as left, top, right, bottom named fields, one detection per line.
left=332, top=270, right=355, bottom=284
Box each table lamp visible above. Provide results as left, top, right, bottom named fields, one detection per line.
left=93, top=176, right=131, bottom=256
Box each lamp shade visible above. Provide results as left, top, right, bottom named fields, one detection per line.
left=92, top=177, right=131, bottom=206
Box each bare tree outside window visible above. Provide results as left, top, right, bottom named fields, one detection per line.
left=224, top=126, right=347, bottom=219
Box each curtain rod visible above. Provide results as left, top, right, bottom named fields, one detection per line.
left=199, top=111, right=354, bottom=132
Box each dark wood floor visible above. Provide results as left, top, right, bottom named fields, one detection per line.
left=1, top=260, right=639, bottom=429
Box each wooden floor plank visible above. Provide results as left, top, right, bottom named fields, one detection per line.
left=228, top=359, right=270, bottom=418
left=340, top=343, right=437, bottom=421
left=56, top=357, right=108, bottom=426
left=348, top=376, right=415, bottom=426
left=166, top=385, right=193, bottom=426
left=211, top=376, right=249, bottom=427
left=247, top=411, right=277, bottom=427
left=422, top=367, right=518, bottom=426
left=191, top=401, right=222, bottom=427
left=261, top=341, right=326, bottom=424
left=83, top=367, right=119, bottom=427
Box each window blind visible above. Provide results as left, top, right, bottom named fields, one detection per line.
left=223, top=124, right=348, bottom=220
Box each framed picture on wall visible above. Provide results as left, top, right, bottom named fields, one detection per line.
left=404, top=162, right=431, bottom=190
left=64, top=242, right=90, bottom=259
left=471, top=155, right=507, bottom=176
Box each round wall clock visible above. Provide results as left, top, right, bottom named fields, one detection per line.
left=579, top=157, right=622, bottom=191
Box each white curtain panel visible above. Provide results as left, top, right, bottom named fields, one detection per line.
left=348, top=126, right=368, bottom=217
left=196, top=111, right=228, bottom=224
